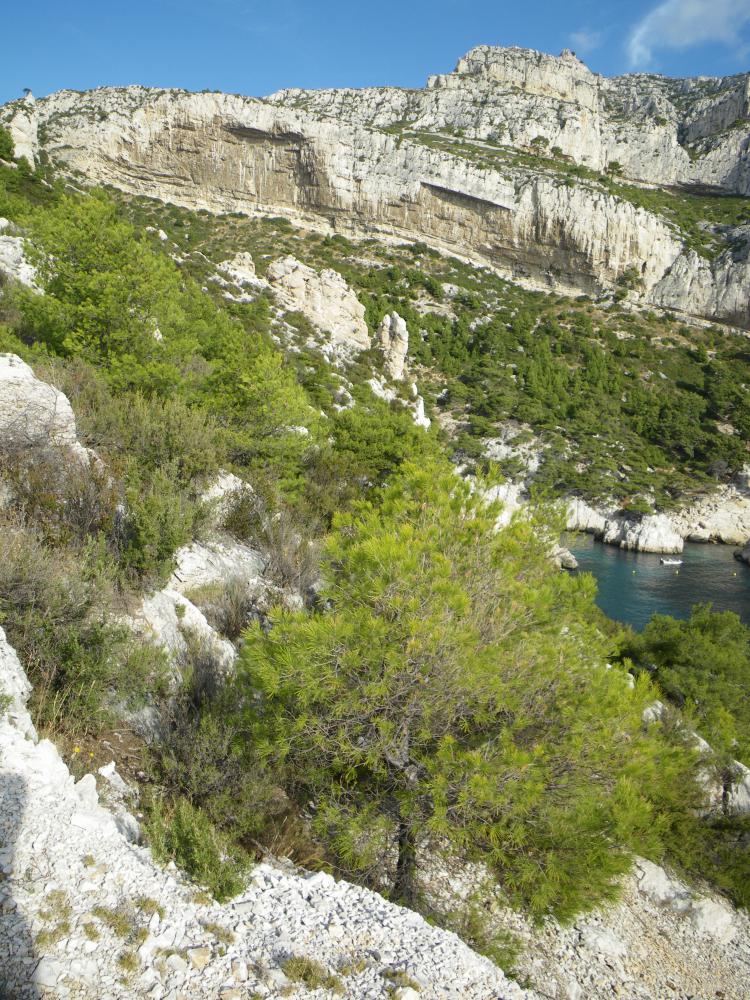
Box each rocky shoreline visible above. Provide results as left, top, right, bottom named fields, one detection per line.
left=566, top=475, right=750, bottom=557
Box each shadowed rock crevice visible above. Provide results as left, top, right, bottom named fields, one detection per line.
left=0, top=773, right=41, bottom=1000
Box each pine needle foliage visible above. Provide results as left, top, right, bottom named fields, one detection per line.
left=238, top=460, right=701, bottom=921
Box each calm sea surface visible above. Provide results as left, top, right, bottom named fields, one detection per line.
left=566, top=535, right=750, bottom=630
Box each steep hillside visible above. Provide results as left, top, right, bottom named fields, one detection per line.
left=3, top=46, right=750, bottom=326
left=1, top=48, right=750, bottom=1000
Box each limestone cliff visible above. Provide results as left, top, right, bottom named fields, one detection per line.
left=3, top=46, right=750, bottom=327
left=271, top=46, right=750, bottom=195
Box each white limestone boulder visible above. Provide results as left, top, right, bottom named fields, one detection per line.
left=727, top=760, right=750, bottom=816
left=169, top=539, right=265, bottom=595
left=635, top=859, right=692, bottom=912
left=377, top=312, right=409, bottom=380
left=267, top=256, right=370, bottom=351
left=566, top=498, right=608, bottom=535
left=602, top=513, right=683, bottom=554
left=218, top=251, right=260, bottom=286
left=551, top=545, right=578, bottom=570
left=131, top=587, right=237, bottom=677
left=200, top=471, right=252, bottom=527
left=579, top=925, right=627, bottom=961
left=215, top=251, right=268, bottom=302
left=689, top=899, right=737, bottom=944
left=0, top=354, right=88, bottom=461
left=0, top=231, right=37, bottom=289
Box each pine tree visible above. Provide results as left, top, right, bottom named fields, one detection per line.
left=238, top=461, right=702, bottom=918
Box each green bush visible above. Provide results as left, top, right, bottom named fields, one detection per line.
left=0, top=523, right=166, bottom=736
left=0, top=126, right=14, bottom=162
left=624, top=605, right=750, bottom=766
left=186, top=577, right=263, bottom=642
left=119, top=464, right=199, bottom=581
left=238, top=461, right=704, bottom=921
left=222, top=487, right=321, bottom=593
left=74, top=386, right=222, bottom=487
left=146, top=796, right=250, bottom=902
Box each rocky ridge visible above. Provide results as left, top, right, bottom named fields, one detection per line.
left=3, top=47, right=750, bottom=326
left=271, top=47, right=750, bottom=194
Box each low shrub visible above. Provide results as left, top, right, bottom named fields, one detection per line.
left=0, top=125, right=14, bottom=162
left=0, top=522, right=166, bottom=736
left=119, top=463, right=200, bottom=582
left=148, top=674, right=281, bottom=849
left=186, top=577, right=265, bottom=643
left=223, top=488, right=320, bottom=595
left=0, top=445, right=120, bottom=548
left=281, top=956, right=343, bottom=993
left=146, top=795, right=250, bottom=902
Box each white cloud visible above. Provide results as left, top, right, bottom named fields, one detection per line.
left=628, top=0, right=750, bottom=67
left=569, top=30, right=603, bottom=55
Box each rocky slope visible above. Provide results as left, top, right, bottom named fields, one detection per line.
left=270, top=46, right=750, bottom=194
left=0, top=357, right=748, bottom=999
left=4, top=572, right=750, bottom=1000
left=3, top=46, right=750, bottom=326
left=566, top=476, right=750, bottom=554
left=0, top=627, right=533, bottom=1000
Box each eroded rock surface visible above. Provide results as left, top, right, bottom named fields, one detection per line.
left=5, top=47, right=750, bottom=326
left=377, top=312, right=409, bottom=381
left=0, top=223, right=37, bottom=289
left=266, top=256, right=370, bottom=351
left=0, top=627, right=531, bottom=1000
left=0, top=354, right=88, bottom=461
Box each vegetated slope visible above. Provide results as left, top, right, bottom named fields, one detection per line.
left=114, top=190, right=750, bottom=513
left=0, top=625, right=531, bottom=1000
left=2, top=45, right=750, bottom=327
left=0, top=90, right=749, bottom=999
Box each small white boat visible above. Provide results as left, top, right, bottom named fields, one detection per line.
left=660, top=558, right=683, bottom=566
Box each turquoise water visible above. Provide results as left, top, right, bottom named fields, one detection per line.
left=567, top=535, right=750, bottom=630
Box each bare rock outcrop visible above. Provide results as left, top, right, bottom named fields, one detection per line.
left=567, top=479, right=750, bottom=554
left=0, top=354, right=88, bottom=462
left=217, top=250, right=264, bottom=291
left=377, top=312, right=409, bottom=380
left=566, top=497, right=609, bottom=536
left=672, top=483, right=750, bottom=546
left=8, top=69, right=750, bottom=325
left=601, top=512, right=684, bottom=554
left=266, top=256, right=370, bottom=351
left=2, top=92, right=37, bottom=165
left=0, top=222, right=37, bottom=289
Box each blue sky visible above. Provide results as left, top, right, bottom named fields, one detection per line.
left=2, top=0, right=749, bottom=105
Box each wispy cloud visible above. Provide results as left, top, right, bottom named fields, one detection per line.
left=569, top=30, right=603, bottom=55
left=627, top=0, right=750, bottom=67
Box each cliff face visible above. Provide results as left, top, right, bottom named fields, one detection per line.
left=2, top=46, right=750, bottom=326
left=272, top=46, right=750, bottom=194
